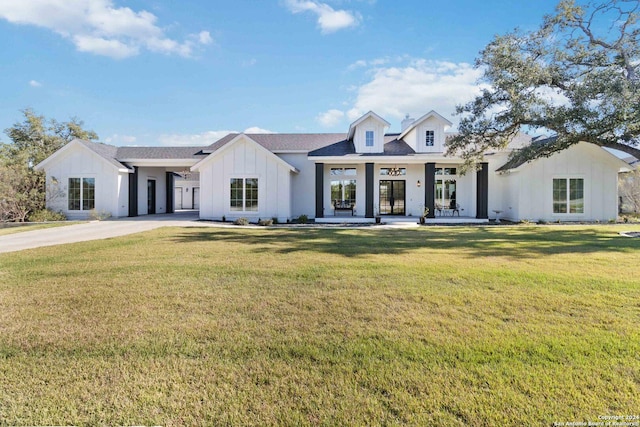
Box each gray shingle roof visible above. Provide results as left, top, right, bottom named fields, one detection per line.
left=116, top=146, right=207, bottom=159
left=308, top=134, right=416, bottom=157
left=496, top=136, right=556, bottom=172
left=206, top=133, right=348, bottom=153
left=77, top=139, right=129, bottom=170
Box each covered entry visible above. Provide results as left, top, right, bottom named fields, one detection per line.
left=379, top=180, right=405, bottom=215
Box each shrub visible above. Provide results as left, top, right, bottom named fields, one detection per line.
left=28, top=209, right=67, bottom=222
left=271, top=217, right=279, bottom=225
left=89, top=209, right=112, bottom=221
left=536, top=219, right=547, bottom=225
left=234, top=217, right=249, bottom=226
left=259, top=219, right=273, bottom=226
left=297, top=214, right=308, bottom=224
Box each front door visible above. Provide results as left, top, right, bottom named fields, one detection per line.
left=379, top=180, right=405, bottom=215
left=147, top=180, right=156, bottom=214
left=174, top=187, right=183, bottom=210
left=193, top=187, right=200, bottom=210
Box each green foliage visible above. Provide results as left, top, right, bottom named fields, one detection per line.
left=297, top=214, right=309, bottom=224
left=27, top=209, right=67, bottom=222
left=258, top=218, right=273, bottom=226
left=449, top=0, right=640, bottom=169
left=233, top=217, right=249, bottom=226
left=88, top=209, right=112, bottom=221
left=0, top=109, right=98, bottom=222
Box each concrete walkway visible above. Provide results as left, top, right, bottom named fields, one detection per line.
left=0, top=211, right=205, bottom=254
left=0, top=211, right=425, bottom=254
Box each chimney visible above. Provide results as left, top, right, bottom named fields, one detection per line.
left=401, top=114, right=415, bottom=132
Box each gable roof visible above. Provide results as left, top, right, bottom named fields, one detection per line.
left=192, top=134, right=299, bottom=172
left=497, top=137, right=633, bottom=172
left=398, top=110, right=452, bottom=140
left=347, top=111, right=391, bottom=140
left=115, top=146, right=207, bottom=160
left=205, top=133, right=347, bottom=154
left=309, top=134, right=415, bottom=157
left=35, top=139, right=131, bottom=172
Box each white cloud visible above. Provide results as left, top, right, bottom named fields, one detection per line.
left=284, top=0, right=360, bottom=34
left=197, top=30, right=213, bottom=45
left=104, top=134, right=137, bottom=144
left=158, top=131, right=234, bottom=147
left=244, top=126, right=274, bottom=133
left=29, top=80, right=42, bottom=87
left=343, top=59, right=486, bottom=127
left=316, top=109, right=345, bottom=127
left=0, top=0, right=211, bottom=59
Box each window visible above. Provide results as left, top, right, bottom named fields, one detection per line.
left=68, top=177, right=95, bottom=210
left=425, top=130, right=435, bottom=146
left=379, top=167, right=406, bottom=176
left=331, top=168, right=356, bottom=205
left=434, top=167, right=457, bottom=176
left=553, top=178, right=584, bottom=214
left=365, top=130, right=374, bottom=147
left=230, top=178, right=258, bottom=212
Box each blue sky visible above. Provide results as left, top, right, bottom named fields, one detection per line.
left=0, top=0, right=562, bottom=146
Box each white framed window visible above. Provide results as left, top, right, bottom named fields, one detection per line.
left=68, top=177, right=95, bottom=211
left=425, top=130, right=435, bottom=146
left=553, top=178, right=584, bottom=214
left=230, top=178, right=258, bottom=212
left=365, top=130, right=374, bottom=147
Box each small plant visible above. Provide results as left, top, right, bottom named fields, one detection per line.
left=259, top=218, right=273, bottom=226
left=271, top=217, right=279, bottom=224
left=536, top=219, right=546, bottom=225
left=297, top=214, right=308, bottom=224
left=222, top=215, right=226, bottom=222
left=234, top=217, right=249, bottom=226
left=28, top=209, right=67, bottom=222
left=89, top=209, right=112, bottom=221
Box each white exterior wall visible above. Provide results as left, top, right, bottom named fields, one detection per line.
left=279, top=153, right=316, bottom=218
left=198, top=137, right=293, bottom=222
left=136, top=167, right=168, bottom=215
left=413, top=117, right=446, bottom=154
left=173, top=179, right=199, bottom=209
left=42, top=144, right=124, bottom=219
left=501, top=143, right=620, bottom=222
left=353, top=116, right=386, bottom=153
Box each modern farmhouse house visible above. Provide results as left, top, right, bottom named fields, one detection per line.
left=35, top=110, right=631, bottom=223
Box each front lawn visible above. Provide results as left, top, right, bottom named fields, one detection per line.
left=0, top=225, right=639, bottom=425
left=0, top=221, right=80, bottom=236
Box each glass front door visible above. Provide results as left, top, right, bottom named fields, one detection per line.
left=379, top=180, right=405, bottom=215
left=435, top=179, right=456, bottom=209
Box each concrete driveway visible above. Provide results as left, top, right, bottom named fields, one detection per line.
left=0, top=211, right=205, bottom=254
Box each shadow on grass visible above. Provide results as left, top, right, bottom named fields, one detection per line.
left=169, top=226, right=640, bottom=259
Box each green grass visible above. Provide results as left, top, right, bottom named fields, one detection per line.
left=0, top=221, right=80, bottom=236
left=0, top=225, right=639, bottom=426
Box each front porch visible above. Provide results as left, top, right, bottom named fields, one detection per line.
left=315, top=216, right=490, bottom=225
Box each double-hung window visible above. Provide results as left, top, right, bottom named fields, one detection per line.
left=425, top=130, right=435, bottom=146
left=365, top=130, right=374, bottom=147
left=553, top=178, right=584, bottom=214
left=230, top=178, right=259, bottom=212
left=68, top=177, right=95, bottom=210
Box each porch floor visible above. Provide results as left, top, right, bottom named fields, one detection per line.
left=315, top=216, right=489, bottom=225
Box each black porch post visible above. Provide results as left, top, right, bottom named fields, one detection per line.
left=476, top=162, right=489, bottom=219
left=128, top=166, right=138, bottom=217
left=365, top=163, right=374, bottom=218
left=424, top=163, right=436, bottom=218
left=315, top=163, right=324, bottom=218
left=166, top=172, right=174, bottom=214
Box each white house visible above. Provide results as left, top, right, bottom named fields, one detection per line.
left=35, top=110, right=632, bottom=223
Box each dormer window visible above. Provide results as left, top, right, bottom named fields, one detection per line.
left=365, top=131, right=374, bottom=147
left=425, top=130, right=435, bottom=146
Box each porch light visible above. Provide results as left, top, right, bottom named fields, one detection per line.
left=417, top=180, right=421, bottom=187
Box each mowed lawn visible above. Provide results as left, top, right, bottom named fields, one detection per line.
left=0, top=225, right=639, bottom=426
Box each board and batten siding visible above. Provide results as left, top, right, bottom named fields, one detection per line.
left=198, top=137, right=293, bottom=221
left=43, top=143, right=126, bottom=219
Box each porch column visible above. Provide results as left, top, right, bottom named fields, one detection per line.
left=476, top=162, right=489, bottom=219
left=365, top=163, right=374, bottom=218
left=424, top=163, right=436, bottom=218
left=166, top=172, right=174, bottom=214
left=315, top=163, right=324, bottom=218
left=128, top=166, right=138, bottom=217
